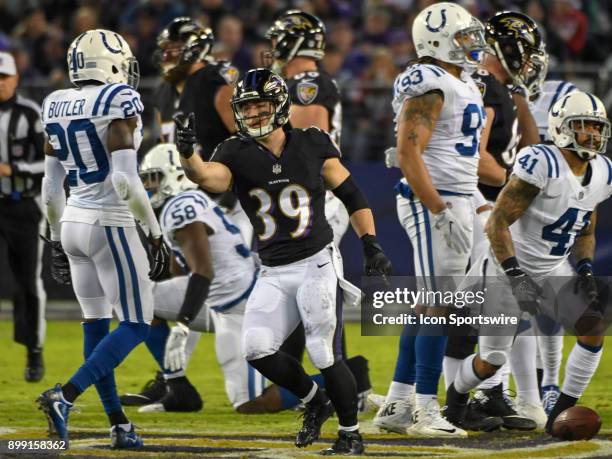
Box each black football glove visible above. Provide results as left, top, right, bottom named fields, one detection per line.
left=148, top=236, right=170, bottom=280
left=173, top=112, right=197, bottom=158
left=574, top=258, right=600, bottom=309
left=503, top=257, right=542, bottom=315
left=361, top=235, right=392, bottom=277
left=41, top=235, right=71, bottom=285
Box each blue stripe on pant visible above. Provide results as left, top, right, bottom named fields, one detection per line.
left=104, top=227, right=129, bottom=321
left=408, top=198, right=429, bottom=291
left=117, top=227, right=144, bottom=323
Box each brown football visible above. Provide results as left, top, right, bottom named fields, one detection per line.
left=551, top=406, right=602, bottom=441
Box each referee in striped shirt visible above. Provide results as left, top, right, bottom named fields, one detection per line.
left=0, top=52, right=46, bottom=382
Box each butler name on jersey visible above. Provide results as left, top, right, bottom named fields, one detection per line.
left=42, top=82, right=144, bottom=225
left=392, top=62, right=485, bottom=195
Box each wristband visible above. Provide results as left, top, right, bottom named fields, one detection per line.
left=361, top=234, right=381, bottom=257
left=177, top=273, right=211, bottom=325
left=576, top=258, right=593, bottom=275
left=501, top=256, right=523, bottom=276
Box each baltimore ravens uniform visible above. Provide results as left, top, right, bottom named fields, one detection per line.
left=287, top=70, right=348, bottom=248
left=393, top=62, right=485, bottom=284
left=178, top=61, right=238, bottom=160
left=211, top=126, right=358, bottom=369
left=41, top=82, right=152, bottom=323
left=530, top=81, right=578, bottom=142
left=151, top=189, right=263, bottom=408
left=473, top=69, right=520, bottom=202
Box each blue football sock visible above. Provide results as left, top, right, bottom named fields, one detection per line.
left=392, top=323, right=418, bottom=384
left=70, top=321, right=150, bottom=393
left=83, top=319, right=122, bottom=415
left=145, top=320, right=170, bottom=371
left=279, top=373, right=325, bottom=409
left=415, top=332, right=447, bottom=395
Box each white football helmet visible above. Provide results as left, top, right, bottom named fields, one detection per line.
left=67, top=29, right=140, bottom=88
left=548, top=91, right=611, bottom=160
left=140, top=143, right=197, bottom=208
left=412, top=2, right=487, bottom=72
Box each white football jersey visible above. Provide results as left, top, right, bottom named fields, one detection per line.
left=41, top=83, right=144, bottom=226
left=392, top=63, right=485, bottom=194
left=511, top=144, right=612, bottom=274
left=530, top=80, right=577, bottom=142
left=160, top=190, right=257, bottom=310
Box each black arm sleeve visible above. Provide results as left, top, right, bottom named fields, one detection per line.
left=332, top=175, right=369, bottom=216
left=178, top=273, right=211, bottom=325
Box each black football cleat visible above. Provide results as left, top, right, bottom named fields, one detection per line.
left=295, top=399, right=334, bottom=447
left=120, top=372, right=167, bottom=406
left=463, top=399, right=504, bottom=432
left=321, top=430, right=365, bottom=456
left=138, top=376, right=203, bottom=412
left=25, top=349, right=44, bottom=382
left=473, top=385, right=536, bottom=431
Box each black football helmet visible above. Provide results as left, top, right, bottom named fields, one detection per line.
left=155, top=17, right=214, bottom=84
left=231, top=68, right=290, bottom=139
left=485, top=11, right=546, bottom=94
left=264, top=10, right=326, bottom=73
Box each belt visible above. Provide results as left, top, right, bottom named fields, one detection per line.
left=394, top=181, right=472, bottom=200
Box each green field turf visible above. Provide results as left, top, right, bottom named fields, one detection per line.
left=0, top=320, right=611, bottom=457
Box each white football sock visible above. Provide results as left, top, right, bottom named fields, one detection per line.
left=510, top=334, right=540, bottom=404
left=443, top=356, right=462, bottom=390
left=539, top=334, right=563, bottom=387
left=184, top=330, right=201, bottom=369
left=477, top=364, right=503, bottom=390
left=454, top=354, right=482, bottom=394
left=415, top=393, right=437, bottom=410
left=562, top=342, right=602, bottom=399
left=386, top=380, right=415, bottom=403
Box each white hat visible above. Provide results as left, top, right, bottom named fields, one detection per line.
left=0, top=52, right=17, bottom=76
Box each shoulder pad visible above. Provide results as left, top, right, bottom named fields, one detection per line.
left=94, top=84, right=143, bottom=119
left=304, top=126, right=331, bottom=145
left=394, top=63, right=447, bottom=99
left=218, top=63, right=239, bottom=84
left=161, top=190, right=210, bottom=234
left=513, top=145, right=560, bottom=188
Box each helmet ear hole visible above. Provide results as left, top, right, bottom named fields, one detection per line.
left=112, top=66, right=119, bottom=74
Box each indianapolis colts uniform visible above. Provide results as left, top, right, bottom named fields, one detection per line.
left=41, top=83, right=152, bottom=323
left=392, top=63, right=485, bottom=285
left=151, top=189, right=263, bottom=408
left=468, top=145, right=612, bottom=359
left=530, top=81, right=578, bottom=142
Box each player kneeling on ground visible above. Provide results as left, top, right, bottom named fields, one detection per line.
left=444, top=91, right=611, bottom=435
left=174, top=68, right=391, bottom=455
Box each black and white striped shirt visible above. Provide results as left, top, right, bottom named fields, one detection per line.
left=0, top=94, right=45, bottom=199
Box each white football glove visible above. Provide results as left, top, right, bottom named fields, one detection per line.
left=164, top=322, right=190, bottom=372
left=384, top=147, right=399, bottom=168
left=433, top=208, right=471, bottom=254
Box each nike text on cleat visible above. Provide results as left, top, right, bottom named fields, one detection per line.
left=295, top=399, right=334, bottom=447
left=120, top=371, right=167, bottom=406
left=321, top=430, right=365, bottom=456
left=111, top=424, right=144, bottom=449
left=406, top=399, right=467, bottom=438
left=373, top=399, right=413, bottom=433
left=37, top=384, right=73, bottom=441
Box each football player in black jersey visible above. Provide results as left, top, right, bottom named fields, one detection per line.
left=444, top=12, right=547, bottom=432
left=175, top=68, right=392, bottom=455
left=264, top=10, right=373, bottom=409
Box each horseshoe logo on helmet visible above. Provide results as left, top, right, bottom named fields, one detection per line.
left=425, top=9, right=447, bottom=32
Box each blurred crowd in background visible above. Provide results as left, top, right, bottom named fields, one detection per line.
left=1, top=0, right=611, bottom=161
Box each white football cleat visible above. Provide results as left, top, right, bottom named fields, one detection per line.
left=406, top=399, right=467, bottom=438
left=373, top=399, right=413, bottom=434
left=367, top=393, right=386, bottom=411
left=514, top=396, right=547, bottom=429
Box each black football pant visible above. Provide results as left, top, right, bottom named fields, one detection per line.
left=0, top=198, right=46, bottom=351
